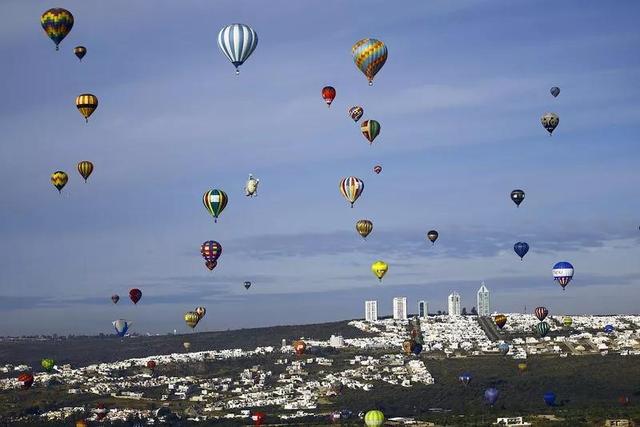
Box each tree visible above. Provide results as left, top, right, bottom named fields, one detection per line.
left=471, top=306, right=478, bottom=315
left=462, top=307, right=468, bottom=315
left=437, top=310, right=442, bottom=315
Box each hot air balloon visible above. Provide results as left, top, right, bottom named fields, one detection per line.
left=217, top=24, right=258, bottom=75
left=494, top=314, right=507, bottom=329
left=541, top=112, right=559, bottom=135
left=244, top=281, right=252, bottom=290
left=293, top=340, right=306, bottom=356
left=251, top=412, right=266, bottom=426
left=485, top=388, right=499, bottom=406
left=146, top=360, right=157, bottom=370
left=40, top=8, right=73, bottom=50
left=245, top=174, right=259, bottom=197
left=360, top=120, right=381, bottom=145
left=604, top=324, right=614, bottom=334
left=322, top=86, right=336, bottom=107
left=552, top=261, right=574, bottom=290
left=201, top=241, right=222, bottom=270
left=427, top=230, right=439, bottom=245
left=562, top=316, right=573, bottom=327
left=356, top=220, right=373, bottom=239
left=371, top=260, right=388, bottom=282
left=352, top=38, right=388, bottom=86
left=18, top=372, right=34, bottom=389
left=77, top=161, right=94, bottom=182
left=498, top=342, right=510, bottom=356
left=459, top=372, right=472, bottom=386
left=517, top=362, right=527, bottom=374
left=184, top=311, right=200, bottom=329
left=76, top=94, right=98, bottom=122
left=349, top=106, right=364, bottom=122
left=550, top=86, right=560, bottom=97
left=534, top=307, right=549, bottom=321
left=113, top=319, right=131, bottom=337
left=183, top=342, right=191, bottom=351
left=74, top=46, right=86, bottom=61
left=373, top=165, right=382, bottom=174
left=203, top=189, right=228, bottom=222
left=535, top=321, right=550, bottom=337
left=402, top=339, right=415, bottom=355
left=195, top=306, right=206, bottom=320
left=364, top=410, right=385, bottom=427
left=510, top=189, right=525, bottom=207
left=206, top=260, right=217, bottom=271
left=96, top=403, right=107, bottom=420
left=339, top=176, right=364, bottom=207
left=514, top=242, right=529, bottom=260
left=111, top=294, right=119, bottom=304
left=544, top=391, right=556, bottom=407
left=41, top=358, right=55, bottom=372
left=412, top=343, right=423, bottom=355
left=129, top=288, right=142, bottom=304
left=51, top=171, right=68, bottom=193
left=619, top=396, right=631, bottom=406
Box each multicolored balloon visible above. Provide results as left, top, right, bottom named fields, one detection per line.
left=349, top=106, right=364, bottom=122
left=541, top=112, right=559, bottom=135
left=76, top=94, right=98, bottom=122
left=201, top=241, right=222, bottom=270
left=113, top=319, right=131, bottom=337
left=77, top=161, right=94, bottom=182
left=552, top=261, right=574, bottom=290
left=51, top=171, right=68, bottom=193
left=339, top=176, right=364, bottom=207
left=356, top=219, right=373, bottom=239
left=514, top=242, right=529, bottom=260
left=293, top=340, right=306, bottom=355
left=195, top=306, right=206, bottom=320
left=129, top=288, right=142, bottom=304
left=534, top=306, right=549, bottom=321
left=18, top=372, right=34, bottom=389
left=427, top=230, right=439, bottom=245
left=371, top=260, right=388, bottom=282
left=562, top=316, right=573, bottom=327
left=74, top=46, right=86, bottom=61
left=352, top=38, right=388, bottom=86
left=494, top=314, right=507, bottom=329
left=373, top=165, right=382, bottom=174
left=205, top=260, right=217, bottom=271
left=217, top=24, right=258, bottom=75
left=322, top=86, right=336, bottom=107
left=360, top=120, right=381, bottom=145
left=459, top=372, right=472, bottom=386
left=41, top=8, right=73, bottom=50
left=184, top=311, right=199, bottom=329
left=535, top=321, right=550, bottom=337
left=203, top=189, right=228, bottom=222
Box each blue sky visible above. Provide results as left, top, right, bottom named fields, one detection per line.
left=1, top=0, right=639, bottom=335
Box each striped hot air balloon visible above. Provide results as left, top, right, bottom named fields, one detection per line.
left=352, top=38, right=388, bottom=86
left=195, top=306, right=206, bottom=320
left=339, top=176, right=364, bottom=207
left=552, top=261, right=574, bottom=290
left=534, top=306, right=549, bottom=321
left=217, top=24, right=258, bottom=75
left=360, top=120, right=381, bottom=145
left=535, top=321, right=550, bottom=337
left=203, top=189, right=228, bottom=222
left=40, top=8, right=73, bottom=50
left=75, top=94, right=98, bottom=122
left=356, top=219, right=373, bottom=239
left=201, top=241, right=222, bottom=270
left=364, top=410, right=385, bottom=427
left=349, top=106, right=364, bottom=122
left=77, top=161, right=94, bottom=182
left=51, top=171, right=68, bottom=193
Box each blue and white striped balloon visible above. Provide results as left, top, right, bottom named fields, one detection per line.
left=217, top=23, right=258, bottom=74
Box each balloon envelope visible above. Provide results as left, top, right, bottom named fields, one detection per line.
left=217, top=24, right=258, bottom=73
left=371, top=260, right=388, bottom=281
left=356, top=219, right=373, bottom=239
left=544, top=391, right=556, bottom=406
left=129, top=288, right=142, bottom=304
left=113, top=319, right=130, bottom=337
left=510, top=189, right=525, bottom=207
left=349, top=106, right=364, bottom=122
left=41, top=8, right=74, bottom=50
left=459, top=372, right=472, bottom=386
left=550, top=86, right=560, bottom=97
left=74, top=46, right=86, bottom=60
left=494, top=314, right=507, bottom=329
left=364, top=410, right=385, bottom=427
left=373, top=165, right=382, bottom=174
left=322, top=86, right=336, bottom=107
left=514, top=242, right=529, bottom=260
left=41, top=358, right=55, bottom=372
left=534, top=306, right=549, bottom=321
left=427, top=230, right=439, bottom=244
left=339, top=177, right=364, bottom=207
left=352, top=38, right=388, bottom=85
left=485, top=388, right=499, bottom=405
left=553, top=261, right=574, bottom=289
left=541, top=112, right=559, bottom=135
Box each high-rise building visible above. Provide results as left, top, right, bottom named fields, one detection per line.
left=365, top=300, right=378, bottom=322
left=448, top=292, right=461, bottom=316
left=393, top=297, right=407, bottom=320
left=418, top=300, right=429, bottom=317
left=477, top=281, right=490, bottom=316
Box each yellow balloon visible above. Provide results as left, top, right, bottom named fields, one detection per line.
left=371, top=260, right=388, bottom=281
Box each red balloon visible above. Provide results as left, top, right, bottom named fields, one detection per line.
left=18, top=372, right=34, bottom=389
left=322, top=86, right=336, bottom=107
left=373, top=165, right=382, bottom=174
left=252, top=412, right=266, bottom=426
left=129, top=288, right=142, bottom=304
left=146, top=360, right=157, bottom=370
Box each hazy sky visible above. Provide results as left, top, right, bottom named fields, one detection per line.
left=1, top=0, right=639, bottom=335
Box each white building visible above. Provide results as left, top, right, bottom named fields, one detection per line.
left=477, top=282, right=490, bottom=316
left=393, top=297, right=407, bottom=320
left=365, top=300, right=378, bottom=322
left=418, top=300, right=428, bottom=318
left=329, top=335, right=344, bottom=348
left=448, top=292, right=461, bottom=316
